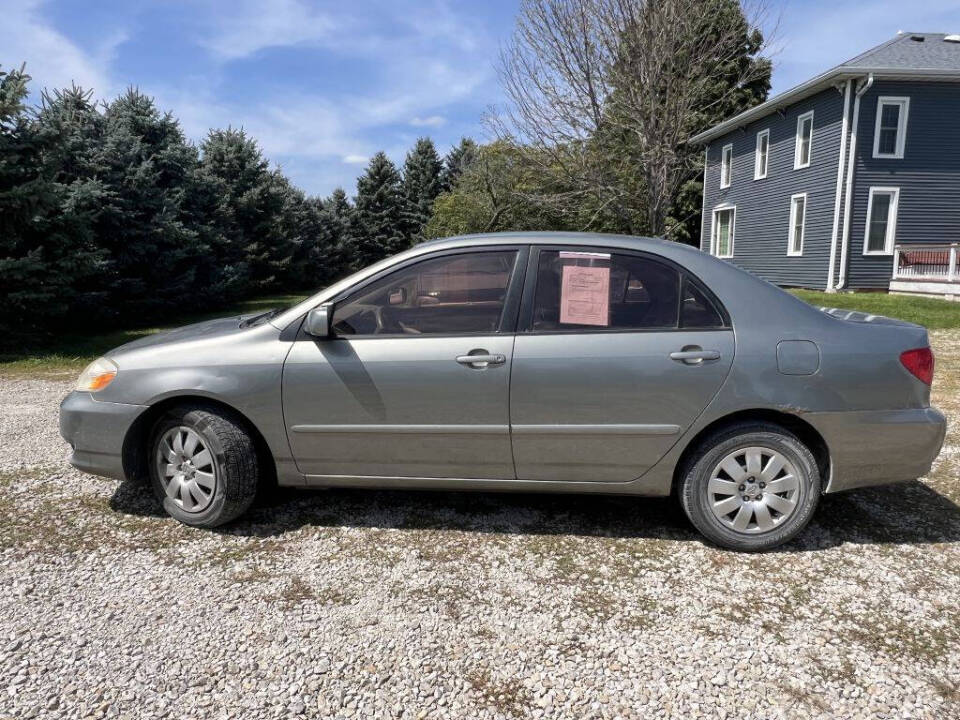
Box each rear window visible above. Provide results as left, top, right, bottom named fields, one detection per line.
left=529, top=250, right=726, bottom=332
left=680, top=275, right=725, bottom=328
left=531, top=251, right=680, bottom=331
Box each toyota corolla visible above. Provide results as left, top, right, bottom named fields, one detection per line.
left=60, top=233, right=946, bottom=550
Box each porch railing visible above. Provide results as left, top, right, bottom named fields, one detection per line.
left=892, top=243, right=959, bottom=283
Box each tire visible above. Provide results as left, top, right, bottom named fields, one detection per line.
left=148, top=404, right=259, bottom=528
left=678, top=422, right=820, bottom=551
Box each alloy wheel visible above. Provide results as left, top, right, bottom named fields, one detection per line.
left=156, top=426, right=217, bottom=513
left=707, top=446, right=801, bottom=534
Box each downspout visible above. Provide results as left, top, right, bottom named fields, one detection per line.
left=826, top=80, right=853, bottom=291
left=700, top=146, right=709, bottom=252
left=836, top=73, right=874, bottom=290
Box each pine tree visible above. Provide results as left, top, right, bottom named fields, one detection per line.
left=401, top=137, right=442, bottom=243
left=322, top=187, right=355, bottom=280
left=279, top=184, right=348, bottom=290
left=351, top=152, right=407, bottom=268
left=89, top=88, right=205, bottom=319
left=326, top=187, right=353, bottom=238
left=665, top=0, right=771, bottom=243
left=2, top=78, right=106, bottom=328
left=0, top=64, right=55, bottom=329
left=198, top=128, right=290, bottom=292
left=439, top=137, right=477, bottom=191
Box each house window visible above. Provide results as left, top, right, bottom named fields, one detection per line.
left=720, top=144, right=732, bottom=188
left=873, top=97, right=909, bottom=159
left=754, top=130, right=769, bottom=180
left=787, top=193, right=806, bottom=256
left=863, top=187, right=900, bottom=255
left=794, top=111, right=813, bottom=169
left=712, top=206, right=735, bottom=258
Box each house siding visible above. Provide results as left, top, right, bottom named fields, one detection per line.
left=845, top=80, right=960, bottom=289
left=700, top=87, right=845, bottom=289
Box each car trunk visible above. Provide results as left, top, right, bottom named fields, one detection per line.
left=816, top=306, right=922, bottom=328
left=817, top=306, right=934, bottom=408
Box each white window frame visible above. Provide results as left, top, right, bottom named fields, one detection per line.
left=711, top=205, right=736, bottom=259
left=754, top=129, right=769, bottom=180
left=862, top=187, right=900, bottom=256
left=872, top=96, right=910, bottom=159
left=787, top=193, right=807, bottom=257
left=794, top=111, right=814, bottom=169
left=720, top=144, right=733, bottom=188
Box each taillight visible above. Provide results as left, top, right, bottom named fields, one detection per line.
left=900, top=347, right=934, bottom=385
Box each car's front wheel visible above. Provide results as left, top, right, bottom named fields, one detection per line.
left=148, top=404, right=259, bottom=527
left=679, top=422, right=821, bottom=551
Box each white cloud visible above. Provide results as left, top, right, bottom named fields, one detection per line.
left=1, top=0, right=124, bottom=97
left=410, top=115, right=447, bottom=127
left=172, top=0, right=495, bottom=194
left=2, top=0, right=499, bottom=196
left=199, top=0, right=337, bottom=60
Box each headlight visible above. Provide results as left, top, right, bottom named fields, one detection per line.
left=76, top=357, right=118, bottom=392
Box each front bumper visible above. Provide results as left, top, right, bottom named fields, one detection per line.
left=807, top=407, right=947, bottom=493
left=59, top=392, right=149, bottom=480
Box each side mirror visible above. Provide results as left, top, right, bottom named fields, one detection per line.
left=304, top=304, right=332, bottom=338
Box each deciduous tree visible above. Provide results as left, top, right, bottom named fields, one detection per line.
left=494, top=0, right=772, bottom=238
left=426, top=141, right=564, bottom=238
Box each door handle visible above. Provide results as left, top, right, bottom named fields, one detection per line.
left=456, top=352, right=506, bottom=368
left=670, top=348, right=721, bottom=365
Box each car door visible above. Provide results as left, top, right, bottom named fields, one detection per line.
left=509, top=246, right=735, bottom=482
left=283, top=247, right=526, bottom=480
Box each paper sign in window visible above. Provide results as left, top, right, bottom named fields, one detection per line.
left=560, top=265, right=610, bottom=326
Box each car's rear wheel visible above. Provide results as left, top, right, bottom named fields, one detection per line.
left=679, top=422, right=820, bottom=551
left=148, top=405, right=258, bottom=528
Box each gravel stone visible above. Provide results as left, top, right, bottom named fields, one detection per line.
left=0, top=331, right=958, bottom=720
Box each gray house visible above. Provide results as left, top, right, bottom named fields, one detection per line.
left=691, top=32, right=960, bottom=298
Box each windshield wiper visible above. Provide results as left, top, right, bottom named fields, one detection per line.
left=240, top=309, right=281, bottom=328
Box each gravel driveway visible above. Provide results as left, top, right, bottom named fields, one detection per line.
left=1, top=333, right=958, bottom=720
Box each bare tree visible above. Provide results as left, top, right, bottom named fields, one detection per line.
left=492, top=0, right=773, bottom=236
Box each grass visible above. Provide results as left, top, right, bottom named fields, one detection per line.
left=0, top=293, right=309, bottom=376
left=790, top=289, right=960, bottom=329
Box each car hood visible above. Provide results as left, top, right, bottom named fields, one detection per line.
left=108, top=314, right=257, bottom=355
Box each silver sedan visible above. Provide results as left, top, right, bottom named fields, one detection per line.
left=60, top=233, right=946, bottom=550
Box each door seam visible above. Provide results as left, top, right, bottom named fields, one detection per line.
left=507, top=333, right=519, bottom=480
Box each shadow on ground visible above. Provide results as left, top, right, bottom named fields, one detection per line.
left=108, top=477, right=960, bottom=552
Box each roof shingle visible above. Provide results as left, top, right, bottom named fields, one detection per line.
left=690, top=32, right=960, bottom=144
left=844, top=32, right=960, bottom=70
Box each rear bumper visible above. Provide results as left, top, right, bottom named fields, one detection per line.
left=59, top=392, right=148, bottom=481
left=807, top=407, right=947, bottom=493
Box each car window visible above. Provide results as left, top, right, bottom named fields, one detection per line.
left=331, top=251, right=518, bottom=336
left=680, top=276, right=725, bottom=328
left=531, top=250, right=680, bottom=331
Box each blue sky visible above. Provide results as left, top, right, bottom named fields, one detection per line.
left=4, top=1, right=959, bottom=196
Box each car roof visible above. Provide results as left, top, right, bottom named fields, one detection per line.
left=414, top=231, right=721, bottom=271
left=418, top=231, right=674, bottom=251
